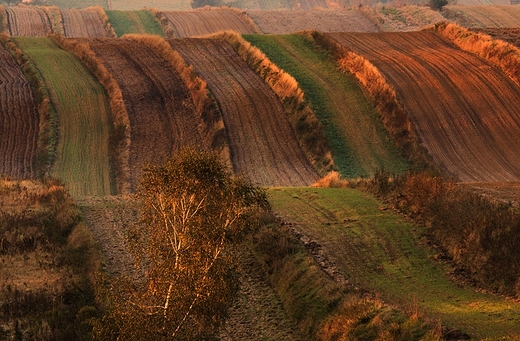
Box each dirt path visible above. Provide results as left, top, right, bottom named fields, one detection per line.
left=246, top=9, right=379, bottom=33
left=161, top=9, right=258, bottom=37
left=170, top=38, right=319, bottom=186
left=86, top=38, right=209, bottom=191
left=0, top=45, right=39, bottom=179
left=328, top=31, right=520, bottom=182
left=4, top=6, right=52, bottom=36
left=61, top=8, right=111, bottom=37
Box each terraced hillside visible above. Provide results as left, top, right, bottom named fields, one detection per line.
left=160, top=9, right=259, bottom=37
left=444, top=5, right=520, bottom=28
left=85, top=38, right=210, bottom=191
left=246, top=9, right=379, bottom=34
left=0, top=44, right=39, bottom=179
left=4, top=6, right=52, bottom=36
left=61, top=8, right=113, bottom=37
left=169, top=38, right=319, bottom=186
left=326, top=31, right=520, bottom=182
left=14, top=37, right=114, bottom=196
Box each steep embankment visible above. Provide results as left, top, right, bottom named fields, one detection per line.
left=14, top=37, right=114, bottom=196
left=4, top=6, right=52, bottom=36
left=170, top=38, right=319, bottom=186
left=85, top=38, right=209, bottom=190
left=158, top=8, right=259, bottom=37
left=244, top=33, right=409, bottom=178
left=326, top=31, right=520, bottom=182
left=443, top=5, right=520, bottom=28
left=61, top=7, right=114, bottom=37
left=246, top=8, right=379, bottom=34
left=0, top=44, right=39, bottom=179
left=269, top=187, right=520, bottom=339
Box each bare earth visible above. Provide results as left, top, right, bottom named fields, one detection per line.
left=472, top=27, right=520, bottom=48
left=0, top=45, right=39, bottom=179
left=444, top=5, right=520, bottom=28
left=61, top=8, right=112, bottom=38
left=169, top=38, right=319, bottom=186
left=4, top=6, right=52, bottom=36
left=328, top=31, right=520, bottom=182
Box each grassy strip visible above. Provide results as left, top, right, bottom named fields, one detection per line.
left=51, top=34, right=130, bottom=195
left=433, top=22, right=520, bottom=88
left=0, top=34, right=56, bottom=179
left=106, top=10, right=164, bottom=37
left=251, top=196, right=439, bottom=340
left=312, top=31, right=432, bottom=172
left=42, top=6, right=65, bottom=35
left=243, top=33, right=409, bottom=178
left=0, top=179, right=101, bottom=340
left=211, top=31, right=334, bottom=176
left=86, top=6, right=117, bottom=37
left=14, top=37, right=114, bottom=197
left=268, top=186, right=520, bottom=339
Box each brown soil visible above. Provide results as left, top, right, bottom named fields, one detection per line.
left=84, top=38, right=210, bottom=191
left=4, top=6, right=52, bottom=36
left=61, top=8, right=112, bottom=37
left=169, top=38, right=319, bottom=186
left=160, top=9, right=258, bottom=37
left=464, top=182, right=520, bottom=207
left=0, top=45, right=39, bottom=179
left=443, top=5, right=520, bottom=28
left=327, top=31, right=520, bottom=182
left=472, top=27, right=520, bottom=48
left=246, top=8, right=380, bottom=34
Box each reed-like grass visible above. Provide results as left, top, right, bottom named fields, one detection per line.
left=42, top=6, right=65, bottom=35
left=211, top=30, right=334, bottom=176
left=433, top=22, right=520, bottom=88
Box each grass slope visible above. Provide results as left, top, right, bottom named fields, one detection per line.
left=243, top=34, right=409, bottom=178
left=268, top=187, right=520, bottom=339
left=106, top=10, right=164, bottom=37
left=14, top=37, right=114, bottom=197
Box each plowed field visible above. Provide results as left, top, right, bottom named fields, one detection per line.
left=160, top=10, right=258, bottom=37
left=61, top=8, right=112, bottom=37
left=169, top=38, right=319, bottom=186
left=327, top=32, right=520, bottom=182
left=0, top=45, right=38, bottom=179
left=473, top=27, right=520, bottom=48
left=86, top=38, right=208, bottom=190
left=444, top=5, right=520, bottom=28
left=246, top=9, right=379, bottom=34
left=4, top=6, right=52, bottom=36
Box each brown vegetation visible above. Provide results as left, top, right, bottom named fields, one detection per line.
left=60, top=8, right=114, bottom=38
left=472, top=27, right=520, bottom=49
left=42, top=6, right=64, bottom=36
left=433, top=22, right=520, bottom=88
left=51, top=35, right=130, bottom=194
left=312, top=31, right=429, bottom=171
left=214, top=31, right=334, bottom=176
left=4, top=5, right=52, bottom=36
left=318, top=31, right=520, bottom=182
left=169, top=37, right=320, bottom=186
left=85, top=6, right=117, bottom=37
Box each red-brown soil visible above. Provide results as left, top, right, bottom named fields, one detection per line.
left=472, top=27, right=520, bottom=48
left=84, top=38, right=210, bottom=191
left=4, top=6, right=52, bottom=36
left=160, top=9, right=258, bottom=37
left=169, top=38, right=319, bottom=186
left=327, top=31, right=520, bottom=182
left=61, top=8, right=112, bottom=37
left=246, top=8, right=379, bottom=34
left=0, top=45, right=39, bottom=179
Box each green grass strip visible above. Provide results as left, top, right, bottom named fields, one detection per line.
left=244, top=34, right=409, bottom=178
left=14, top=37, right=114, bottom=197
left=107, top=10, right=164, bottom=37
left=268, top=187, right=520, bottom=340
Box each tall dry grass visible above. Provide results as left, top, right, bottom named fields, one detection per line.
left=86, top=6, right=117, bottom=38
left=51, top=35, right=130, bottom=194
left=311, top=31, right=431, bottom=170
left=150, top=8, right=175, bottom=38
left=42, top=6, right=64, bottom=36
left=0, top=34, right=55, bottom=178
left=433, top=22, right=520, bottom=87
left=123, top=34, right=227, bottom=157
left=211, top=30, right=334, bottom=175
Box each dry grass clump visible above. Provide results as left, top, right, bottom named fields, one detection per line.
left=311, top=171, right=349, bottom=188
left=86, top=6, right=117, bottom=38
left=42, top=6, right=64, bottom=36
left=311, top=31, right=430, bottom=170
left=150, top=8, right=176, bottom=38
left=211, top=30, right=335, bottom=176
left=433, top=22, right=520, bottom=87
left=51, top=35, right=130, bottom=194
